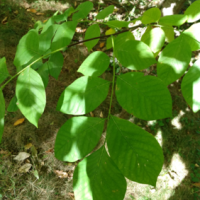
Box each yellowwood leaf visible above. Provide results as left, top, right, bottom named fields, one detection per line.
left=105, top=28, right=116, bottom=35
left=14, top=118, right=25, bottom=126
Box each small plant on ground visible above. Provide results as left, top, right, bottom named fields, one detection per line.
left=1, top=1, right=200, bottom=199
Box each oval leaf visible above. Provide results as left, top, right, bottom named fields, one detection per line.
left=16, top=67, right=46, bottom=127
left=96, top=5, right=114, bottom=19
left=55, top=116, right=105, bottom=162
left=157, top=36, right=191, bottom=85
left=0, top=89, right=5, bottom=143
left=116, top=72, right=172, bottom=120
left=84, top=24, right=100, bottom=52
left=73, top=146, right=127, bottom=200
left=57, top=76, right=110, bottom=115
left=142, top=7, right=161, bottom=24
left=161, top=25, right=174, bottom=43
left=181, top=59, right=200, bottom=113
left=77, top=51, right=110, bottom=76
left=114, top=35, right=156, bottom=70
left=158, top=14, right=187, bottom=26
left=107, top=115, right=164, bottom=186
left=0, top=57, right=10, bottom=84
left=105, top=20, right=129, bottom=28
left=185, top=0, right=200, bottom=23
left=105, top=28, right=116, bottom=36
left=141, top=27, right=165, bottom=53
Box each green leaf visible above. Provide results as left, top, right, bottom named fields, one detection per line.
left=73, top=146, right=127, bottom=200
left=181, top=23, right=200, bottom=51
left=57, top=76, right=110, bottom=115
left=41, top=17, right=55, bottom=34
left=64, top=7, right=75, bottom=19
left=107, top=115, right=164, bottom=186
left=37, top=63, right=49, bottom=88
left=96, top=5, right=114, bottom=19
left=53, top=7, right=75, bottom=23
left=116, top=72, right=172, bottom=120
left=158, top=15, right=187, bottom=26
left=181, top=59, right=200, bottom=113
left=72, top=1, right=93, bottom=21
left=106, top=36, right=112, bottom=49
left=77, top=51, right=110, bottom=76
left=16, top=67, right=46, bottom=127
left=0, top=57, right=10, bottom=84
left=51, top=21, right=77, bottom=51
left=46, top=52, right=64, bottom=79
left=84, top=24, right=100, bottom=52
left=157, top=36, right=191, bottom=85
left=105, top=20, right=129, bottom=28
left=0, top=90, right=5, bottom=143
left=55, top=116, right=105, bottom=162
left=184, top=0, right=200, bottom=23
left=14, top=30, right=40, bottom=69
left=142, top=7, right=161, bottom=24
left=161, top=25, right=174, bottom=43
left=7, top=96, right=18, bottom=112
left=114, top=34, right=156, bottom=70
left=141, top=27, right=165, bottom=53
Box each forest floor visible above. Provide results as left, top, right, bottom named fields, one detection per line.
left=0, top=0, right=200, bottom=200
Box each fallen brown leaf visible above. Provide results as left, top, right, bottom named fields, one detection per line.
left=193, top=182, right=200, bottom=188
left=1, top=16, right=8, bottom=24
left=18, top=163, right=32, bottom=173
left=27, top=8, right=37, bottom=13
left=14, top=118, right=25, bottom=126
left=14, top=152, right=30, bottom=162
left=76, top=27, right=86, bottom=33
left=0, top=150, right=9, bottom=154
left=36, top=12, right=44, bottom=16
left=99, top=42, right=105, bottom=48
left=54, top=170, right=68, bottom=178
left=45, top=148, right=54, bottom=153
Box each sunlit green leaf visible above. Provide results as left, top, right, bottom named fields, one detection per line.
left=51, top=21, right=77, bottom=51
left=181, top=59, right=200, bottom=113
left=0, top=89, right=5, bottom=143
left=96, top=5, right=114, bottom=19
left=114, top=34, right=156, bottom=70
left=78, top=51, right=110, bottom=76
left=0, top=57, right=10, bottom=84
left=116, top=72, right=172, bottom=120
left=84, top=24, right=100, bottom=52
left=72, top=1, right=93, bottom=21
left=55, top=116, right=105, bottom=162
left=41, top=17, right=55, bottom=34
left=161, top=25, right=174, bottom=43
left=142, top=7, right=161, bottom=24
left=16, top=67, right=46, bottom=127
left=157, top=36, right=191, bottom=85
left=107, top=115, right=164, bottom=186
left=73, top=146, right=127, bottom=200
left=53, top=7, right=75, bottom=22
left=158, top=15, right=187, bottom=26
left=57, top=76, right=110, bottom=115
left=105, top=20, right=129, bottom=28
left=141, top=27, right=165, bottom=53
left=106, top=36, right=112, bottom=49
left=184, top=0, right=200, bottom=23
left=7, top=96, right=18, bottom=112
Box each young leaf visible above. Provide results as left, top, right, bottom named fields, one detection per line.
left=107, top=115, right=164, bottom=186
left=158, top=15, right=187, bottom=26
left=161, top=25, right=174, bottom=43
left=181, top=59, right=200, bottom=113
left=16, top=67, right=46, bottom=127
left=7, top=96, right=18, bottom=112
left=184, top=0, right=200, bottom=23
left=181, top=23, right=200, bottom=51
left=84, top=24, right=100, bottom=52
left=73, top=146, right=127, bottom=200
left=114, top=34, right=156, bottom=70
left=105, top=28, right=116, bottom=36
left=14, top=30, right=40, bottom=69
left=37, top=63, right=49, bottom=88
left=55, top=116, right=105, bottom=162
left=105, top=20, right=129, bottom=28
left=72, top=1, right=93, bottom=21
left=0, top=57, right=10, bottom=84
left=157, top=36, right=191, bottom=85
left=141, top=27, right=165, bottom=53
left=96, top=5, right=114, bottom=19
left=51, top=21, right=77, bottom=51
left=57, top=76, right=110, bottom=115
left=0, top=90, right=5, bottom=143
left=141, top=7, right=161, bottom=24
left=77, top=51, right=110, bottom=76
left=116, top=72, right=172, bottom=120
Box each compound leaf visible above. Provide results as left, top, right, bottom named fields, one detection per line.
left=107, top=115, right=164, bottom=186
left=158, top=14, right=187, bottom=26
left=73, top=146, right=127, bottom=200
left=78, top=51, right=110, bottom=76
left=116, top=72, right=172, bottom=120
left=96, top=5, right=114, bottom=19
left=0, top=57, right=10, bottom=84
left=184, top=0, right=200, bottom=23
left=16, top=67, right=46, bottom=127
left=142, top=7, right=161, bottom=24
left=161, top=25, right=174, bottom=43
left=0, top=90, right=5, bottom=143
left=55, top=116, right=105, bottom=162
left=57, top=76, right=110, bottom=115
left=105, top=20, right=129, bottom=28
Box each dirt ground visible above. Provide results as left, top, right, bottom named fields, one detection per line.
left=0, top=0, right=200, bottom=200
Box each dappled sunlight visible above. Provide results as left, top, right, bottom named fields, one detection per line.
left=171, top=110, right=185, bottom=130
left=155, top=129, right=163, bottom=147
left=162, top=3, right=177, bottom=16
left=192, top=78, right=200, bottom=112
